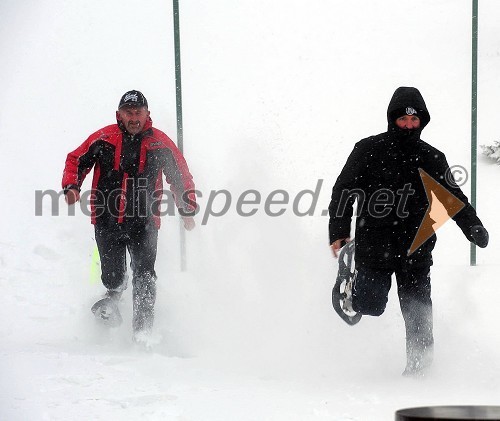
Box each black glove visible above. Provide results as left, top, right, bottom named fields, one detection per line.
left=470, top=225, right=489, bottom=248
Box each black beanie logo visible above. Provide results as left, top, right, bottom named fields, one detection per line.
left=405, top=107, right=417, bottom=115
left=123, top=92, right=139, bottom=103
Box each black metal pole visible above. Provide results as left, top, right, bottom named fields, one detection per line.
left=470, top=0, right=478, bottom=266
left=173, top=0, right=186, bottom=271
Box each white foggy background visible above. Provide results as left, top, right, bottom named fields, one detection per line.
left=0, top=0, right=499, bottom=420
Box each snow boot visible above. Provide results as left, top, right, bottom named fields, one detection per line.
left=91, top=290, right=123, bottom=328
left=402, top=338, right=433, bottom=377
left=132, top=272, right=156, bottom=339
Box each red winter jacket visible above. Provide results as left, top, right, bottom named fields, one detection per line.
left=62, top=115, right=196, bottom=228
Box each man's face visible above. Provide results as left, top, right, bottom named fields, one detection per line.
left=118, top=106, right=150, bottom=135
left=395, top=115, right=421, bottom=129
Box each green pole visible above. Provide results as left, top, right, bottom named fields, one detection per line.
left=173, top=0, right=184, bottom=154
left=173, top=0, right=186, bottom=271
left=470, top=0, right=478, bottom=266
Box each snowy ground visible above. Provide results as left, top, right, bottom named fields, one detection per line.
left=1, top=0, right=500, bottom=420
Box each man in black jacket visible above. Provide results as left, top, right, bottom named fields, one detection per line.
left=328, top=86, right=489, bottom=375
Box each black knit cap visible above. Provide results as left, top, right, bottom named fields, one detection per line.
left=387, top=87, right=430, bottom=129
left=118, top=90, right=148, bottom=109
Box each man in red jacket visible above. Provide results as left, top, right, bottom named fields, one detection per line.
left=62, top=90, right=196, bottom=342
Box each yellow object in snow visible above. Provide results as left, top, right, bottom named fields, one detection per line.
left=89, top=246, right=100, bottom=284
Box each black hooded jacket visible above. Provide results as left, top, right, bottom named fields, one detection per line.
left=328, top=87, right=483, bottom=269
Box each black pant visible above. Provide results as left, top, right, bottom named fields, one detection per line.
left=95, top=221, right=158, bottom=290
left=352, top=265, right=434, bottom=366
left=95, top=221, right=159, bottom=333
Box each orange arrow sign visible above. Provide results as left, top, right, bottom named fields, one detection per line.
left=408, top=168, right=465, bottom=255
